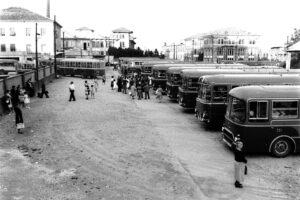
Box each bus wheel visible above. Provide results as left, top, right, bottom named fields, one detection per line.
left=271, top=138, right=291, bottom=158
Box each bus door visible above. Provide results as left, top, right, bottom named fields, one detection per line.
left=246, top=100, right=270, bottom=152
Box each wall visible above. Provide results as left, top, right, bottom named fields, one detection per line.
left=0, top=65, right=55, bottom=115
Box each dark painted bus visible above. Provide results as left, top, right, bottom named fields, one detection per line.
left=57, top=58, right=105, bottom=78
left=195, top=74, right=300, bottom=125
left=222, top=85, right=300, bottom=157
left=141, top=60, right=178, bottom=77
left=166, top=63, right=253, bottom=100
left=178, top=69, right=247, bottom=109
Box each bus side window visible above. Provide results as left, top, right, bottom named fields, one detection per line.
left=272, top=100, right=298, bottom=119
left=249, top=101, right=268, bottom=121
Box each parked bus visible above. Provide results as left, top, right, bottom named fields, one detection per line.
left=0, top=59, right=20, bottom=72
left=178, top=69, right=247, bottom=109
left=222, top=85, right=300, bottom=157
left=166, top=63, right=252, bottom=100
left=195, top=74, right=300, bottom=125
left=57, top=58, right=105, bottom=78
left=141, top=59, right=178, bottom=77
left=178, top=68, right=300, bottom=109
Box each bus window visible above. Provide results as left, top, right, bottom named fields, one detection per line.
left=213, top=85, right=227, bottom=102
left=87, top=62, right=92, bottom=68
left=76, top=62, right=81, bottom=68
left=249, top=101, right=268, bottom=121
left=158, top=71, right=166, bottom=78
left=72, top=62, right=76, bottom=67
left=229, top=97, right=246, bottom=123
left=272, top=101, right=298, bottom=119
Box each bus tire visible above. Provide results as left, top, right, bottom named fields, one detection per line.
left=271, top=138, right=292, bottom=158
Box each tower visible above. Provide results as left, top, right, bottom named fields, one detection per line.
left=46, top=0, right=50, bottom=18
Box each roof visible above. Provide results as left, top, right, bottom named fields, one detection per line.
left=0, top=7, right=52, bottom=22
left=203, top=27, right=259, bottom=37
left=200, top=74, right=300, bottom=85
left=229, top=85, right=300, bottom=99
left=57, top=58, right=104, bottom=63
left=76, top=27, right=94, bottom=32
left=112, top=27, right=133, bottom=33
left=287, top=41, right=300, bottom=52
left=180, top=69, right=244, bottom=78
left=64, top=28, right=104, bottom=39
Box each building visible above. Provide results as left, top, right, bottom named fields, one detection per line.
left=269, top=46, right=286, bottom=62
left=0, top=7, right=62, bottom=62
left=63, top=27, right=107, bottom=58
left=161, top=42, right=185, bottom=61
left=162, top=28, right=261, bottom=63
left=111, top=27, right=136, bottom=49
left=202, top=28, right=261, bottom=63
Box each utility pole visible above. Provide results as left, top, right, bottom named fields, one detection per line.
left=35, top=23, right=39, bottom=87
left=211, top=35, right=214, bottom=63
left=62, top=31, right=65, bottom=58
left=53, top=15, right=57, bottom=77
left=173, top=43, right=175, bottom=60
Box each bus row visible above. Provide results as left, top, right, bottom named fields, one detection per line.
left=155, top=63, right=300, bottom=158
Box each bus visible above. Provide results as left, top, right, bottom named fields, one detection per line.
left=0, top=59, right=20, bottom=72
left=195, top=74, right=300, bottom=125
left=178, top=68, right=247, bottom=109
left=222, top=85, right=300, bottom=157
left=57, top=58, right=105, bottom=78
left=166, top=63, right=251, bottom=100
left=141, top=59, right=178, bottom=77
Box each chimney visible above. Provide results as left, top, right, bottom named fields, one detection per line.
left=47, top=0, right=50, bottom=18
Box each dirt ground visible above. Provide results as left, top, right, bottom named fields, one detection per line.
left=0, top=67, right=299, bottom=200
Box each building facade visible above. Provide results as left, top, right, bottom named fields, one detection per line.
left=0, top=7, right=62, bottom=62
left=112, top=27, right=136, bottom=49
left=202, top=28, right=261, bottom=63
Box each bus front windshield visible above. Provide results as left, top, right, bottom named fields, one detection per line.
left=199, top=84, right=211, bottom=102
left=229, top=96, right=246, bottom=123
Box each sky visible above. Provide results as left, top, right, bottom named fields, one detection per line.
left=1, top=0, right=300, bottom=52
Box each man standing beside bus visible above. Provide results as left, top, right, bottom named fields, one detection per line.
left=234, top=139, right=247, bottom=188
left=69, top=81, right=76, bottom=102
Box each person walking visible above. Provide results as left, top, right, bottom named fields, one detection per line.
left=234, top=139, right=247, bottom=188
left=144, top=83, right=150, bottom=99
left=130, top=84, right=137, bottom=100
left=85, top=85, right=90, bottom=100
left=136, top=83, right=143, bottom=100
left=90, top=85, right=95, bottom=99
left=155, top=85, right=163, bottom=103
left=69, top=81, right=76, bottom=101
left=14, top=105, right=24, bottom=134
left=111, top=76, right=115, bottom=90
left=40, top=82, right=49, bottom=98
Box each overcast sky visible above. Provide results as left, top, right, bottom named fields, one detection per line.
left=1, top=0, right=300, bottom=52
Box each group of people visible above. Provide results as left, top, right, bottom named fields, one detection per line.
left=68, top=79, right=99, bottom=102
left=110, top=74, right=155, bottom=101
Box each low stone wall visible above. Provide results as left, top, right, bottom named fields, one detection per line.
left=0, top=66, right=55, bottom=115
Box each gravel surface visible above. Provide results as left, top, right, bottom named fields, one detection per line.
left=0, top=67, right=299, bottom=200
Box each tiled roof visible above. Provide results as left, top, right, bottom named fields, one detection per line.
left=0, top=7, right=52, bottom=22
left=287, top=41, right=300, bottom=52
left=112, top=27, right=133, bottom=33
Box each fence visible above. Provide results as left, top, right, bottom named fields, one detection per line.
left=0, top=65, right=55, bottom=115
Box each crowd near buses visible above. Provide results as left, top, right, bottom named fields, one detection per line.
left=118, top=57, right=300, bottom=158
left=1, top=57, right=299, bottom=158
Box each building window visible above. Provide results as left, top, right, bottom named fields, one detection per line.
left=0, top=28, right=5, bottom=36
left=41, top=28, right=46, bottom=36
left=10, top=28, right=16, bottom=36
left=1, top=44, right=6, bottom=52
left=26, top=44, right=32, bottom=53
left=10, top=44, right=16, bottom=51
left=26, top=28, right=31, bottom=36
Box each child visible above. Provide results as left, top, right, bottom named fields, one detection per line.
left=24, top=91, right=31, bottom=109
left=155, top=85, right=163, bottom=103
left=93, top=79, right=98, bottom=92
left=90, top=85, right=95, bottom=99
